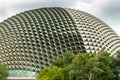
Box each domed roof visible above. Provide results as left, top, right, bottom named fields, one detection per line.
left=0, top=7, right=120, bottom=77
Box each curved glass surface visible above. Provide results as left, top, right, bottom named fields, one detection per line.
left=9, top=70, right=37, bottom=77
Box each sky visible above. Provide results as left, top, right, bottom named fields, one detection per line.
left=0, top=0, right=120, bottom=36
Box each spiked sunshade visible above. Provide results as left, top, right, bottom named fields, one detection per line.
left=0, top=7, right=120, bottom=77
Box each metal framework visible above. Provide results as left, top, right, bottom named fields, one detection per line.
left=0, top=7, right=120, bottom=77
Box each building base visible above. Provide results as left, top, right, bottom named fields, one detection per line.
left=8, top=77, right=36, bottom=80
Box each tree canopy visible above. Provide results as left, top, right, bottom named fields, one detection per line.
left=37, top=51, right=120, bottom=80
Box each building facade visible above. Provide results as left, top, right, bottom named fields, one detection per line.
left=0, top=7, right=120, bottom=77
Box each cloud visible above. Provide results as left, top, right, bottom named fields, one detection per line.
left=11, top=0, right=79, bottom=9
left=0, top=0, right=120, bottom=36
left=101, top=0, right=120, bottom=20
left=0, top=0, right=80, bottom=22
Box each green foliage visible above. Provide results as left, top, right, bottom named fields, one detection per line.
left=110, top=51, right=120, bottom=79
left=52, top=51, right=75, bottom=80
left=68, top=53, right=91, bottom=80
left=37, top=50, right=120, bottom=80
left=68, top=53, right=109, bottom=80
left=0, top=63, right=8, bottom=80
left=37, top=66, right=64, bottom=80
left=53, top=51, right=74, bottom=68
left=37, top=52, right=74, bottom=80
left=116, top=50, right=120, bottom=58
left=95, top=53, right=114, bottom=80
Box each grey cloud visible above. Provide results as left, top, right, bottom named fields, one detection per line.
left=101, top=0, right=120, bottom=21
left=0, top=0, right=80, bottom=21
left=11, top=0, right=80, bottom=10
left=81, top=0, right=93, bottom=3
left=0, top=9, right=6, bottom=16
left=0, top=8, right=7, bottom=21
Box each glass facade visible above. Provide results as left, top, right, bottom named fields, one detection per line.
left=9, top=70, right=37, bottom=77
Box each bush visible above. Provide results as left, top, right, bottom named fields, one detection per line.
left=0, top=63, right=9, bottom=80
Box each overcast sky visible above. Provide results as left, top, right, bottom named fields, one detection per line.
left=0, top=0, right=120, bottom=36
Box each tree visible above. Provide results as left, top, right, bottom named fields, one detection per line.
left=37, top=51, right=74, bottom=80
left=110, top=51, right=120, bottom=80
left=37, top=66, right=64, bottom=80
left=68, top=53, right=105, bottom=80
left=37, top=50, right=120, bottom=80
left=0, top=63, right=9, bottom=80
left=53, top=51, right=75, bottom=80
left=68, top=51, right=119, bottom=80
left=53, top=51, right=74, bottom=68
left=96, top=52, right=115, bottom=80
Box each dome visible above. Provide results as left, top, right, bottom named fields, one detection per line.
left=0, top=7, right=120, bottom=77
